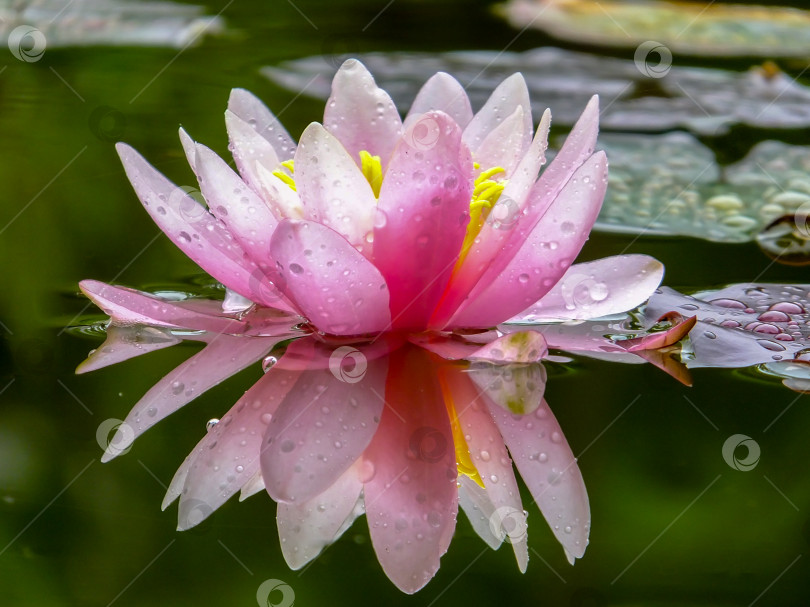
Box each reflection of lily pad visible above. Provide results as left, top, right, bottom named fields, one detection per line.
left=498, top=0, right=810, bottom=58
left=0, top=0, right=223, bottom=48
left=263, top=49, right=810, bottom=135
left=597, top=136, right=810, bottom=243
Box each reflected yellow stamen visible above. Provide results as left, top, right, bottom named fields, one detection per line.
left=456, top=166, right=507, bottom=269
left=359, top=151, right=383, bottom=198
left=272, top=159, right=297, bottom=192
left=439, top=371, right=485, bottom=488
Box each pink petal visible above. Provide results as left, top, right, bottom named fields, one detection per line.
left=429, top=111, right=552, bottom=330
left=79, top=280, right=246, bottom=333
left=462, top=73, right=532, bottom=155
left=407, top=333, right=482, bottom=361
left=76, top=325, right=181, bottom=374
left=228, top=88, right=295, bottom=160
left=482, top=393, right=590, bottom=562
left=254, top=161, right=306, bottom=220
left=373, top=111, right=474, bottom=330
left=178, top=127, right=197, bottom=172
left=473, top=106, right=530, bottom=177
left=175, top=367, right=301, bottom=529
left=406, top=72, right=474, bottom=130
left=622, top=314, right=697, bottom=352
left=101, top=334, right=288, bottom=462
left=294, top=123, right=377, bottom=251
left=115, top=143, right=262, bottom=301
left=468, top=330, right=548, bottom=363
left=447, top=369, right=529, bottom=572
left=446, top=97, right=600, bottom=329
left=512, top=255, right=664, bottom=322
left=261, top=339, right=388, bottom=504
left=364, top=346, right=458, bottom=594
left=224, top=110, right=281, bottom=199
left=323, top=59, right=403, bottom=164
left=452, top=151, right=608, bottom=327
left=277, top=460, right=364, bottom=569
left=270, top=219, right=391, bottom=336
left=500, top=109, right=552, bottom=207
left=194, top=144, right=279, bottom=268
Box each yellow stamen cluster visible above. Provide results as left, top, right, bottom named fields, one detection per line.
left=359, top=151, right=383, bottom=198
left=272, top=159, right=297, bottom=192
left=457, top=164, right=507, bottom=267
left=439, top=371, right=485, bottom=488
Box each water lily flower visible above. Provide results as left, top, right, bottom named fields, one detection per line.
left=79, top=59, right=665, bottom=593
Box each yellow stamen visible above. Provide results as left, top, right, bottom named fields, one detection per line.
left=456, top=166, right=507, bottom=269
left=359, top=150, right=383, bottom=198
left=272, top=159, right=297, bottom=192
left=438, top=370, right=485, bottom=488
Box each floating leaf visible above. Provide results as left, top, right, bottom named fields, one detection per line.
left=497, top=0, right=810, bottom=59
left=597, top=136, right=810, bottom=243
left=264, top=49, right=810, bottom=135
left=0, top=0, right=223, bottom=49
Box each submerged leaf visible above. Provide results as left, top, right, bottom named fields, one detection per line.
left=264, top=49, right=810, bottom=135
left=498, top=0, right=810, bottom=58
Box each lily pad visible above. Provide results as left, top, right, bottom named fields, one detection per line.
left=0, top=0, right=223, bottom=49
left=596, top=136, right=810, bottom=243
left=645, top=284, right=810, bottom=391
left=497, top=0, right=810, bottom=59
left=263, top=49, right=810, bottom=135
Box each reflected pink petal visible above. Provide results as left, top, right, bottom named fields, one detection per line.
left=102, top=334, right=288, bottom=462
left=261, top=339, right=387, bottom=504
left=79, top=280, right=245, bottom=333
left=364, top=347, right=458, bottom=594
left=174, top=367, right=301, bottom=529
left=445, top=367, right=529, bottom=571
left=277, top=460, right=364, bottom=569
left=76, top=325, right=181, bottom=374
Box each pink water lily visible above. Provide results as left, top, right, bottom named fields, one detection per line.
left=79, top=59, right=666, bottom=593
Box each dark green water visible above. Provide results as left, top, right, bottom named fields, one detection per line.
left=1, top=0, right=809, bottom=605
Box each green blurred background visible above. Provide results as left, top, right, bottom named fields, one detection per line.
left=1, top=0, right=809, bottom=605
